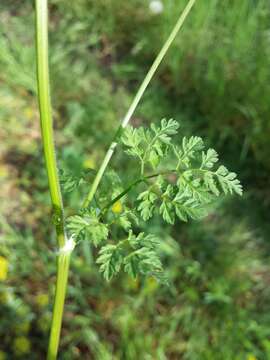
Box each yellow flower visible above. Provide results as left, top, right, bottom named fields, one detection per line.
left=247, top=355, right=257, bottom=360
left=0, top=256, right=8, bottom=281
left=13, top=337, right=31, bottom=355
left=83, top=157, right=96, bottom=169
left=112, top=200, right=123, bottom=214
left=145, top=277, right=158, bottom=292
left=36, top=293, right=49, bottom=308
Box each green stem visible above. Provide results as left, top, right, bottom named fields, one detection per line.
left=102, top=178, right=144, bottom=214
left=82, top=0, right=197, bottom=209
left=35, top=0, right=71, bottom=359
left=35, top=0, right=65, bottom=242
left=102, top=170, right=177, bottom=213
left=47, top=250, right=71, bottom=360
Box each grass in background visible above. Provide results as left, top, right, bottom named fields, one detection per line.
left=1, top=0, right=270, bottom=359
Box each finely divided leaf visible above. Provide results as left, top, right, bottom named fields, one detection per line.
left=173, top=191, right=207, bottom=222
left=123, top=231, right=163, bottom=278
left=201, top=149, right=219, bottom=169
left=59, top=169, right=81, bottom=193
left=122, top=119, right=180, bottom=171
left=215, top=166, right=243, bottom=196
left=151, top=118, right=179, bottom=144
left=121, top=126, right=144, bottom=158
left=182, top=136, right=204, bottom=155
left=67, top=209, right=108, bottom=246
left=97, top=244, right=123, bottom=281
left=93, top=120, right=243, bottom=283
left=175, top=136, right=204, bottom=168
left=124, top=247, right=162, bottom=279
left=137, top=189, right=158, bottom=221
left=178, top=173, right=213, bottom=203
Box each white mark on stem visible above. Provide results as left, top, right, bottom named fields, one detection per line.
left=59, top=236, right=75, bottom=255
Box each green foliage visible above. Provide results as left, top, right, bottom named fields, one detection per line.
left=122, top=119, right=179, bottom=171
left=59, top=169, right=81, bottom=193
left=174, top=136, right=204, bottom=168
left=4, top=1, right=270, bottom=357
left=137, top=181, right=160, bottom=221
left=97, top=231, right=163, bottom=281
left=64, top=119, right=242, bottom=282
left=67, top=208, right=108, bottom=246
left=215, top=166, right=243, bottom=196
left=96, top=244, right=123, bottom=281
left=121, top=120, right=242, bottom=228
left=172, top=190, right=207, bottom=222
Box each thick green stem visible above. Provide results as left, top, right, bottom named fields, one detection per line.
left=35, top=0, right=70, bottom=359
left=47, top=249, right=72, bottom=360
left=82, top=0, right=197, bottom=209
left=35, top=0, right=65, bottom=243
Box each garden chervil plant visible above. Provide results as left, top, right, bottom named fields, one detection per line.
left=34, top=0, right=242, bottom=359
left=65, top=119, right=242, bottom=282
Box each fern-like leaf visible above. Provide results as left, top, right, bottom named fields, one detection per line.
left=96, top=244, right=123, bottom=281
left=215, top=166, right=243, bottom=196
left=67, top=209, right=108, bottom=246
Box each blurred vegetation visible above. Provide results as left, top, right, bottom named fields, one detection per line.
left=0, top=0, right=270, bottom=359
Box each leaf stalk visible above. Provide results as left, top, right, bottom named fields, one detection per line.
left=83, top=0, right=197, bottom=208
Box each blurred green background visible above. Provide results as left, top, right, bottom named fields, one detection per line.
left=0, top=0, right=270, bottom=359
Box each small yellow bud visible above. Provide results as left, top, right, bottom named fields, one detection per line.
left=247, top=355, right=257, bottom=360
left=112, top=200, right=123, bottom=214
left=83, top=157, right=96, bottom=169
left=0, top=256, right=8, bottom=281
left=13, top=337, right=31, bottom=355
left=146, top=277, right=158, bottom=292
